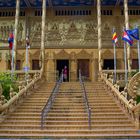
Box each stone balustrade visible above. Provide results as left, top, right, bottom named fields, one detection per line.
left=0, top=70, right=45, bottom=123
left=100, top=71, right=140, bottom=129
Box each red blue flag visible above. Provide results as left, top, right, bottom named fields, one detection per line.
left=126, top=28, right=139, bottom=40
left=8, top=32, right=14, bottom=49
left=122, top=30, right=133, bottom=46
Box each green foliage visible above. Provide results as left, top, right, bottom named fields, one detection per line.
left=136, top=96, right=140, bottom=104
left=129, top=69, right=139, bottom=77
left=0, top=72, right=18, bottom=100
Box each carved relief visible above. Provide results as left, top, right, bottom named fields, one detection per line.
left=66, top=22, right=80, bottom=40
left=54, top=49, right=70, bottom=59
left=28, top=18, right=113, bottom=48
left=76, top=49, right=92, bottom=59
left=0, top=19, right=25, bottom=43
left=47, top=23, right=61, bottom=42
left=102, top=49, right=114, bottom=59
left=84, top=22, right=97, bottom=41
left=102, top=22, right=112, bottom=41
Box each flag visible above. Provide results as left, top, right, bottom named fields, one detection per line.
left=26, top=36, right=30, bottom=48
left=122, top=30, right=133, bottom=46
left=8, top=32, right=14, bottom=49
left=112, top=31, right=118, bottom=44
left=126, top=28, right=139, bottom=40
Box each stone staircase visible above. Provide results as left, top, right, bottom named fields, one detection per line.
left=0, top=81, right=140, bottom=139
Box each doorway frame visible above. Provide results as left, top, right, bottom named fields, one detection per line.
left=56, top=59, right=70, bottom=81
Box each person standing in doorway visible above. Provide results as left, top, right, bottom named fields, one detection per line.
left=63, top=66, right=68, bottom=82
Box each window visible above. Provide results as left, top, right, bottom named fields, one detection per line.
left=132, top=59, right=138, bottom=69
left=35, top=10, right=42, bottom=16
left=0, top=10, right=25, bottom=17
left=20, top=11, right=25, bottom=16
left=7, top=60, right=21, bottom=70
left=101, top=10, right=113, bottom=15
left=55, top=10, right=91, bottom=16
left=8, top=60, right=11, bottom=70
left=32, top=60, right=40, bottom=70
left=16, top=60, right=21, bottom=70
left=121, top=9, right=140, bottom=15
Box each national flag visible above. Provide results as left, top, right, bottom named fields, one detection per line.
left=122, top=30, right=133, bottom=46
left=26, top=36, right=30, bottom=48
left=112, top=32, right=118, bottom=44
left=126, top=28, right=139, bottom=40
left=8, top=32, right=14, bottom=49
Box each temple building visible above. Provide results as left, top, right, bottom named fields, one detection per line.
left=1, top=1, right=140, bottom=138
left=0, top=0, right=139, bottom=82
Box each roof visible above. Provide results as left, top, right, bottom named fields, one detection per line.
left=0, top=0, right=140, bottom=8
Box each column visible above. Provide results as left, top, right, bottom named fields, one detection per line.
left=41, top=0, right=46, bottom=74
left=46, top=59, right=55, bottom=82
left=90, top=59, right=98, bottom=82
left=70, top=59, right=77, bottom=81
left=13, top=0, right=20, bottom=70
left=124, top=0, right=131, bottom=72
left=97, top=0, right=102, bottom=72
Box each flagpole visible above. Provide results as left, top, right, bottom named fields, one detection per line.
left=26, top=29, right=29, bottom=71
left=113, top=28, right=117, bottom=84
left=25, top=29, right=29, bottom=81
left=11, top=32, right=14, bottom=80
left=136, top=26, right=140, bottom=72
left=124, top=41, right=128, bottom=85
left=137, top=39, right=140, bottom=72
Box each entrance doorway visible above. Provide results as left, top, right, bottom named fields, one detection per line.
left=103, top=59, right=114, bottom=70
left=77, top=59, right=89, bottom=80
left=56, top=60, right=69, bottom=81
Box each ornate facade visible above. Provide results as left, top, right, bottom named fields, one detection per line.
left=0, top=0, right=140, bottom=82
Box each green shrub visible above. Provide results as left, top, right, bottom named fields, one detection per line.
left=0, top=72, right=18, bottom=100
left=136, top=96, right=140, bottom=104
left=129, top=69, right=139, bottom=77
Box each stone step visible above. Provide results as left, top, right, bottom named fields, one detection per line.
left=14, top=108, right=123, bottom=113
left=21, top=101, right=116, bottom=105
left=0, top=133, right=140, bottom=139
left=0, top=124, right=135, bottom=129
left=54, top=99, right=114, bottom=102
left=7, top=116, right=130, bottom=121
left=12, top=112, right=127, bottom=117
left=0, top=128, right=137, bottom=135
left=56, top=94, right=112, bottom=98
left=3, top=120, right=132, bottom=125
left=36, top=90, right=54, bottom=92
left=52, top=104, right=119, bottom=108
left=50, top=106, right=121, bottom=110
left=32, top=92, right=52, bottom=95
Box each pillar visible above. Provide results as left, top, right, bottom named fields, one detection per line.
left=41, top=0, right=46, bottom=74
left=70, top=59, right=77, bottom=81
left=97, top=0, right=102, bottom=72
left=90, top=59, right=98, bottom=82
left=124, top=0, right=131, bottom=72
left=46, top=59, right=55, bottom=82
left=13, top=0, right=20, bottom=70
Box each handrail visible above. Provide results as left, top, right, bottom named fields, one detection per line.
left=41, top=73, right=63, bottom=129
left=79, top=70, right=91, bottom=129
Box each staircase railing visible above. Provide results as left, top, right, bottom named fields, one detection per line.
left=41, top=73, right=63, bottom=129
left=100, top=71, right=140, bottom=129
left=79, top=70, right=91, bottom=129
left=0, top=71, right=44, bottom=123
